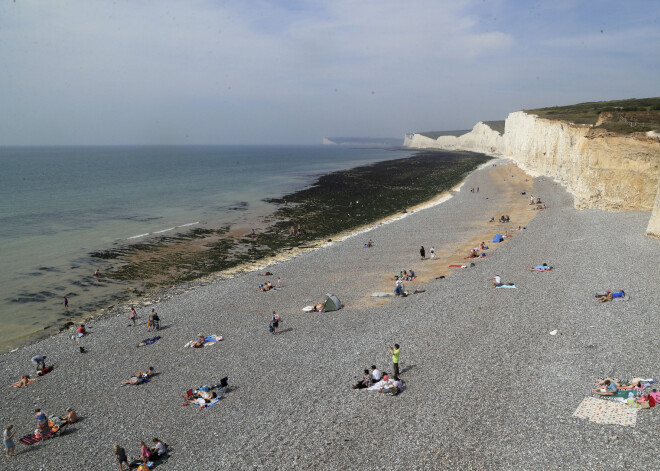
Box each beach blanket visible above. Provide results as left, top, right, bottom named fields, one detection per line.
left=302, top=306, right=314, bottom=311
left=10, top=377, right=37, bottom=388
left=367, top=379, right=395, bottom=391
left=371, top=292, right=394, bottom=297
left=573, top=396, right=637, bottom=427
left=138, top=335, right=161, bottom=347
left=184, top=335, right=222, bottom=348
left=449, top=264, right=468, bottom=268
left=195, top=397, right=220, bottom=409
left=19, top=430, right=56, bottom=445
left=496, top=284, right=517, bottom=289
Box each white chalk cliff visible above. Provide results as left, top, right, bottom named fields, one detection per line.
left=404, top=112, right=660, bottom=237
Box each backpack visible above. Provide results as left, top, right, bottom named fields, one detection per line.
left=268, top=325, right=274, bottom=333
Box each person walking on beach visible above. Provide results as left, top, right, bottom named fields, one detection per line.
left=130, top=307, right=137, bottom=327
left=114, top=444, right=129, bottom=470
left=389, top=344, right=400, bottom=378
left=277, top=277, right=281, bottom=289
left=420, top=246, right=425, bottom=260
left=63, top=297, right=68, bottom=309
left=31, top=354, right=46, bottom=372
left=152, top=310, right=160, bottom=330
left=430, top=247, right=435, bottom=259
left=3, top=424, right=15, bottom=458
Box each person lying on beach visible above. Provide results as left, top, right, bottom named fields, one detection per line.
left=364, top=239, right=375, bottom=248
left=192, top=334, right=206, bottom=348
left=529, top=263, right=552, bottom=271
left=11, top=374, right=37, bottom=388
left=121, top=367, right=153, bottom=385
left=352, top=369, right=373, bottom=389
left=591, top=378, right=619, bottom=395
left=185, top=389, right=219, bottom=406
left=313, top=302, right=324, bottom=312
left=597, top=290, right=625, bottom=302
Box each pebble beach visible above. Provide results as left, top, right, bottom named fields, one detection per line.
left=2, top=158, right=659, bottom=470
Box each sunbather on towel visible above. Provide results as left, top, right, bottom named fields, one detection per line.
left=122, top=367, right=153, bottom=385
left=192, top=334, right=206, bottom=348
left=597, top=290, right=625, bottom=302
left=11, top=374, right=37, bottom=388
left=591, top=378, right=620, bottom=395
left=529, top=263, right=552, bottom=271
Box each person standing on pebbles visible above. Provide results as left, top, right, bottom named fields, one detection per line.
left=420, top=246, right=425, bottom=260
left=430, top=246, right=435, bottom=259
left=389, top=344, right=400, bottom=378
left=130, top=307, right=137, bottom=327
left=270, top=311, right=281, bottom=334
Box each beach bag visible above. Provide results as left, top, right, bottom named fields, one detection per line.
left=649, top=395, right=656, bottom=407
left=269, top=325, right=274, bottom=333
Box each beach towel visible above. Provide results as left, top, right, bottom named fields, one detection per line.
left=449, top=264, right=468, bottom=268
left=496, top=284, right=517, bottom=289
left=184, top=335, right=222, bottom=348
left=10, top=377, right=37, bottom=388
left=367, top=379, right=394, bottom=391
left=19, top=430, right=56, bottom=445
left=573, top=396, right=637, bottom=427
left=302, top=306, right=314, bottom=311
left=191, top=397, right=221, bottom=409
left=371, top=292, right=394, bottom=297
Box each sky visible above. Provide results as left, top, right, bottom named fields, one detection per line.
left=0, top=0, right=658, bottom=145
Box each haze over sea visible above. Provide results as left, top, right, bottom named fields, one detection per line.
left=0, top=145, right=410, bottom=351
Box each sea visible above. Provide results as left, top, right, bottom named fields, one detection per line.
left=0, top=145, right=413, bottom=351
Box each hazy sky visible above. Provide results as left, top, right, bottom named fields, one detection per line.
left=1, top=0, right=658, bottom=145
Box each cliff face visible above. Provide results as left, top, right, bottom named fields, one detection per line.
left=404, top=111, right=660, bottom=236
left=403, top=122, right=502, bottom=154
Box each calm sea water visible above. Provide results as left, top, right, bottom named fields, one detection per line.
left=0, top=145, right=410, bottom=350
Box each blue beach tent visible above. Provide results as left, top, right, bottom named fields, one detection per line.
left=492, top=233, right=503, bottom=243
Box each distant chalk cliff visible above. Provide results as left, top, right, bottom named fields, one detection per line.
left=404, top=112, right=660, bottom=237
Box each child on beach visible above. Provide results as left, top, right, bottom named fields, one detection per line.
left=130, top=307, right=137, bottom=327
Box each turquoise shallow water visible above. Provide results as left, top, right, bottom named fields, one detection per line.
left=0, top=145, right=410, bottom=350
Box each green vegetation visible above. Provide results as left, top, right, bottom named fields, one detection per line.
left=94, top=151, right=491, bottom=288
left=419, top=130, right=471, bottom=139
left=526, top=97, right=660, bottom=134
left=482, top=121, right=505, bottom=135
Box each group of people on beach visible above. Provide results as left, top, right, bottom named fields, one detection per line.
left=352, top=345, right=403, bottom=395
left=114, top=438, right=168, bottom=470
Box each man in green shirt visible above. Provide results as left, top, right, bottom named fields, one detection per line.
left=389, top=343, right=400, bottom=378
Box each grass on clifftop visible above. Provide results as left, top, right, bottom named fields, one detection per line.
left=526, top=97, right=660, bottom=134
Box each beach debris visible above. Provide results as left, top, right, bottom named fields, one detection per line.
left=549, top=330, right=558, bottom=336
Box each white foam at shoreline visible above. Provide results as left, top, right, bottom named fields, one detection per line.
left=154, top=227, right=176, bottom=234
left=127, top=233, right=150, bottom=239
